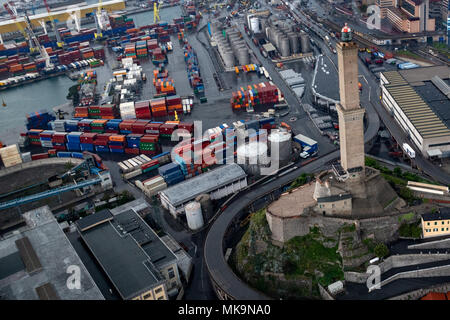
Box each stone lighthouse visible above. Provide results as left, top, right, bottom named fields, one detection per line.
left=336, top=23, right=365, bottom=180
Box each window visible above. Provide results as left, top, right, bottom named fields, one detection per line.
left=442, top=228, right=445, bottom=232
left=168, top=267, right=175, bottom=279
left=157, top=297, right=164, bottom=300
left=143, top=293, right=152, bottom=300
left=435, top=222, right=438, bottom=225
left=442, top=221, right=445, bottom=225
left=427, top=222, right=430, bottom=226
left=155, top=287, right=163, bottom=294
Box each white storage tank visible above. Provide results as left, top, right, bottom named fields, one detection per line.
left=268, top=130, right=292, bottom=165
left=185, top=201, right=204, bottom=230
left=250, top=17, right=260, bottom=34
left=237, top=141, right=269, bottom=175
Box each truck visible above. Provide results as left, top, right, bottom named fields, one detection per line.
left=294, top=134, right=318, bottom=158
left=402, top=143, right=415, bottom=158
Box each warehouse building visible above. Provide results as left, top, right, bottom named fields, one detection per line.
left=380, top=66, right=450, bottom=158
left=159, top=164, right=248, bottom=217
left=0, top=206, right=104, bottom=300
left=76, top=208, right=181, bottom=300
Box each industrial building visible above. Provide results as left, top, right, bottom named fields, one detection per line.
left=380, top=66, right=450, bottom=158
left=159, top=163, right=247, bottom=218
left=0, top=206, right=104, bottom=300
left=421, top=208, right=450, bottom=238
left=264, top=21, right=311, bottom=57
left=76, top=208, right=182, bottom=300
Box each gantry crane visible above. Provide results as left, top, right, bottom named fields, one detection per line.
left=154, top=0, right=163, bottom=24
left=3, top=2, right=30, bottom=47
left=42, top=0, right=64, bottom=47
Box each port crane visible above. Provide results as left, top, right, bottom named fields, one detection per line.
left=42, top=0, right=64, bottom=47
left=154, top=0, right=163, bottom=23
left=4, top=2, right=54, bottom=70
left=94, top=0, right=111, bottom=39
left=3, top=2, right=31, bottom=47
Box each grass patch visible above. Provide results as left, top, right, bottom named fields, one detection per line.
left=396, top=49, right=421, bottom=60
left=398, top=212, right=415, bottom=223
left=399, top=222, right=421, bottom=239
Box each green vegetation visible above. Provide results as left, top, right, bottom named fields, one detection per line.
left=363, top=238, right=389, bottom=258
left=340, top=223, right=356, bottom=233
left=233, top=210, right=343, bottom=299
left=399, top=222, right=421, bottom=239
left=398, top=212, right=415, bottom=223
left=94, top=190, right=135, bottom=212
left=66, top=84, right=80, bottom=106
left=374, top=243, right=389, bottom=259
left=64, top=161, right=75, bottom=171
left=289, top=173, right=314, bottom=189
left=396, top=49, right=421, bottom=60
left=365, top=157, right=440, bottom=205
left=432, top=43, right=450, bottom=59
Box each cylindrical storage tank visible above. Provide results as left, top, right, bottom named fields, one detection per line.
left=185, top=201, right=204, bottom=230
left=268, top=130, right=292, bottom=166
left=223, top=50, right=235, bottom=67
left=280, top=37, right=290, bottom=57
left=288, top=33, right=299, bottom=54
left=237, top=49, right=250, bottom=65
left=195, top=193, right=214, bottom=222
left=250, top=17, right=260, bottom=33
left=274, top=31, right=283, bottom=49
left=237, top=141, right=269, bottom=175
left=300, top=32, right=311, bottom=53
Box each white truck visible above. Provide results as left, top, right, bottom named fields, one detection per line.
left=402, top=143, right=416, bottom=159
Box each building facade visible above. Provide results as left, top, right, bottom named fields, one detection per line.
left=384, top=0, right=436, bottom=32
left=421, top=208, right=450, bottom=238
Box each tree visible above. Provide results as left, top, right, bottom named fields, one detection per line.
left=374, top=243, right=389, bottom=258
left=66, top=84, right=80, bottom=106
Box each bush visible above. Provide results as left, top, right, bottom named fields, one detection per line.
left=374, top=243, right=389, bottom=258
left=399, top=223, right=421, bottom=238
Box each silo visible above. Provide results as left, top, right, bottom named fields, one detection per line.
left=237, top=141, right=269, bottom=175
left=237, top=48, right=250, bottom=65
left=250, top=17, right=260, bottom=33
left=185, top=201, right=204, bottom=230
left=223, top=50, right=235, bottom=68
left=274, top=30, right=283, bottom=49
left=268, top=130, right=292, bottom=166
left=300, top=32, right=311, bottom=53
left=288, top=33, right=299, bottom=54
left=280, top=36, right=290, bottom=57
left=195, top=194, right=214, bottom=222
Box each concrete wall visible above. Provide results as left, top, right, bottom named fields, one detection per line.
left=389, top=282, right=450, bottom=300
left=408, top=238, right=450, bottom=250
left=0, top=158, right=83, bottom=178
left=344, top=254, right=450, bottom=284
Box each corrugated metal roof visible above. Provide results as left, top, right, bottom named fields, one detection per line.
left=383, top=71, right=450, bottom=139
left=160, top=164, right=247, bottom=207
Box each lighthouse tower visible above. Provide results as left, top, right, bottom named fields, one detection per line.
left=336, top=23, right=365, bottom=180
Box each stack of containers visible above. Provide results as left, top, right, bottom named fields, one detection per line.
left=120, top=102, right=136, bottom=119
left=125, top=134, right=142, bottom=155
left=80, top=132, right=97, bottom=151
left=166, top=95, right=183, bottom=115
left=230, top=82, right=282, bottom=110
left=99, top=105, right=118, bottom=119
left=124, top=43, right=136, bottom=59
left=183, top=43, right=205, bottom=100
left=145, top=122, right=163, bottom=135
left=159, top=122, right=178, bottom=139
left=51, top=132, right=67, bottom=151
left=66, top=132, right=83, bottom=151
left=151, top=47, right=167, bottom=65
left=0, top=145, right=22, bottom=168
left=131, top=120, right=149, bottom=134
left=136, top=40, right=148, bottom=58
left=177, top=122, right=194, bottom=136
left=65, top=120, right=79, bottom=132
left=109, top=135, right=125, bottom=153
left=50, top=120, right=66, bottom=132
left=105, top=119, right=122, bottom=133
left=158, top=162, right=185, bottom=186
left=94, top=133, right=112, bottom=153
left=87, top=106, right=101, bottom=119
left=39, top=130, right=54, bottom=148
left=74, top=107, right=89, bottom=118
left=119, top=120, right=136, bottom=134
left=139, top=135, right=159, bottom=155
left=155, top=78, right=176, bottom=95
left=150, top=98, right=167, bottom=118
left=141, top=159, right=159, bottom=173
left=25, top=111, right=56, bottom=130
left=90, top=119, right=108, bottom=133
left=141, top=175, right=167, bottom=197
left=78, top=119, right=93, bottom=132
left=134, top=100, right=151, bottom=119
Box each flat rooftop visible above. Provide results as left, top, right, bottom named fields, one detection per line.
left=267, top=182, right=316, bottom=218
left=76, top=208, right=177, bottom=300
left=160, top=164, right=247, bottom=207
left=0, top=206, right=104, bottom=300
left=382, top=67, right=450, bottom=139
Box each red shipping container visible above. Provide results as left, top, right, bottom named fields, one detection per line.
left=31, top=153, right=49, bottom=160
